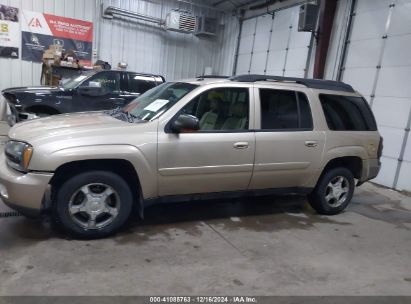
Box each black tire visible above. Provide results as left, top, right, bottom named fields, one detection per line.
left=308, top=167, right=355, bottom=215
left=52, top=170, right=133, bottom=238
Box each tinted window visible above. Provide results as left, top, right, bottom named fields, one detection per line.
left=128, top=74, right=157, bottom=94
left=319, top=94, right=377, bottom=131
left=298, top=93, right=313, bottom=129
left=80, top=72, right=119, bottom=93
left=181, top=87, right=249, bottom=131
left=260, top=89, right=313, bottom=130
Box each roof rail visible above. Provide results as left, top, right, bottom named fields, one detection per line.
left=196, top=75, right=230, bottom=79
left=229, top=74, right=355, bottom=93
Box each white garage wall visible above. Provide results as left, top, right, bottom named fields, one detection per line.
left=97, top=0, right=237, bottom=81
left=324, top=0, right=352, bottom=80
left=326, top=0, right=411, bottom=192
left=212, top=13, right=239, bottom=76
left=234, top=5, right=312, bottom=77
left=0, top=0, right=96, bottom=91
left=0, top=0, right=239, bottom=91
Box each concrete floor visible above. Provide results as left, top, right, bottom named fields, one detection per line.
left=0, top=182, right=410, bottom=296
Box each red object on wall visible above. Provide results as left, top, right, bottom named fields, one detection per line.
left=43, top=14, right=93, bottom=42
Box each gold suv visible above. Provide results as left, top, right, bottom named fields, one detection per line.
left=0, top=75, right=382, bottom=238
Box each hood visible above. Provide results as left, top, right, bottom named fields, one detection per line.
left=2, top=86, right=62, bottom=103
left=8, top=112, right=131, bottom=143
left=2, top=86, right=61, bottom=95
left=2, top=86, right=61, bottom=93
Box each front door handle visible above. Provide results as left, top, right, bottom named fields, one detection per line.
left=305, top=140, right=318, bottom=147
left=234, top=142, right=249, bottom=149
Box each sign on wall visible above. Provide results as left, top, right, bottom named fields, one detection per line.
left=0, top=4, right=20, bottom=59
left=21, top=11, right=93, bottom=65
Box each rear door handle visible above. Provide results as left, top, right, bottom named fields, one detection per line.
left=233, top=142, right=249, bottom=149
left=305, top=140, right=318, bottom=147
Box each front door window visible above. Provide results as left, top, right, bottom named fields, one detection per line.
left=80, top=72, right=119, bottom=95
left=180, top=87, right=250, bottom=131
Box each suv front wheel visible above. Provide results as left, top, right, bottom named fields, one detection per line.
left=52, top=171, right=133, bottom=238
left=308, top=167, right=355, bottom=215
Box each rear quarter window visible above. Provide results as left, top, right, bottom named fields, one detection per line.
left=319, top=94, right=377, bottom=131
left=128, top=74, right=158, bottom=94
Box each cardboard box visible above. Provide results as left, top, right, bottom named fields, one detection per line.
left=42, top=49, right=55, bottom=60
left=51, top=75, right=61, bottom=86
left=60, top=61, right=73, bottom=67
left=49, top=44, right=63, bottom=52
left=54, top=59, right=61, bottom=66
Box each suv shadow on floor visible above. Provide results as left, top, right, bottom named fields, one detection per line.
left=115, top=195, right=353, bottom=244
left=1, top=194, right=354, bottom=245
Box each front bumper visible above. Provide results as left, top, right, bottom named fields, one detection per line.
left=0, top=149, right=53, bottom=217
left=8, top=104, right=39, bottom=126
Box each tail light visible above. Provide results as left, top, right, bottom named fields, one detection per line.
left=377, top=137, right=383, bottom=159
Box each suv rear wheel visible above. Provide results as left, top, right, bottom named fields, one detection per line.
left=52, top=171, right=133, bottom=238
left=308, top=167, right=355, bottom=215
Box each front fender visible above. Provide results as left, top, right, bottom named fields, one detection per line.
left=29, top=144, right=157, bottom=199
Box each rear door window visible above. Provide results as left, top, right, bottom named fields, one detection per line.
left=128, top=74, right=157, bottom=94
left=319, top=94, right=377, bottom=131
left=259, top=89, right=313, bottom=130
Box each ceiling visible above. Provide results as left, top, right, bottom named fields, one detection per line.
left=193, top=0, right=266, bottom=11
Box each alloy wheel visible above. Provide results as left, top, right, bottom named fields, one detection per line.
left=324, top=176, right=350, bottom=208
left=68, top=183, right=120, bottom=230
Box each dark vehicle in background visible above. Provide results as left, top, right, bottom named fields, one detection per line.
left=2, top=70, right=165, bottom=124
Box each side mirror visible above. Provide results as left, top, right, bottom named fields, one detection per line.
left=171, top=114, right=200, bottom=133
left=78, top=86, right=105, bottom=97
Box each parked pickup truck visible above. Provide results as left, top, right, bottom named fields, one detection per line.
left=0, top=75, right=382, bottom=238
left=2, top=69, right=165, bottom=124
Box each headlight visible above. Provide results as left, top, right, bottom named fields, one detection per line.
left=5, top=140, right=33, bottom=172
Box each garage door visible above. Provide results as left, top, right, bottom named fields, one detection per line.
left=235, top=5, right=313, bottom=78
left=340, top=0, right=411, bottom=191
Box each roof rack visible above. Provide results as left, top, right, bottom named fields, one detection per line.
left=196, top=75, right=230, bottom=79
left=229, top=74, right=355, bottom=93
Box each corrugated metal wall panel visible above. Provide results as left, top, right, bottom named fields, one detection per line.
left=213, top=13, right=240, bottom=76
left=0, top=0, right=96, bottom=91
left=96, top=0, right=237, bottom=81
left=0, top=0, right=239, bottom=90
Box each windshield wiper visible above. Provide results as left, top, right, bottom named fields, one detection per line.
left=124, top=110, right=144, bottom=123
left=104, top=107, right=145, bottom=123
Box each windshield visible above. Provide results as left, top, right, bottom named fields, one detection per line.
left=60, top=70, right=97, bottom=89
left=122, top=82, right=198, bottom=121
